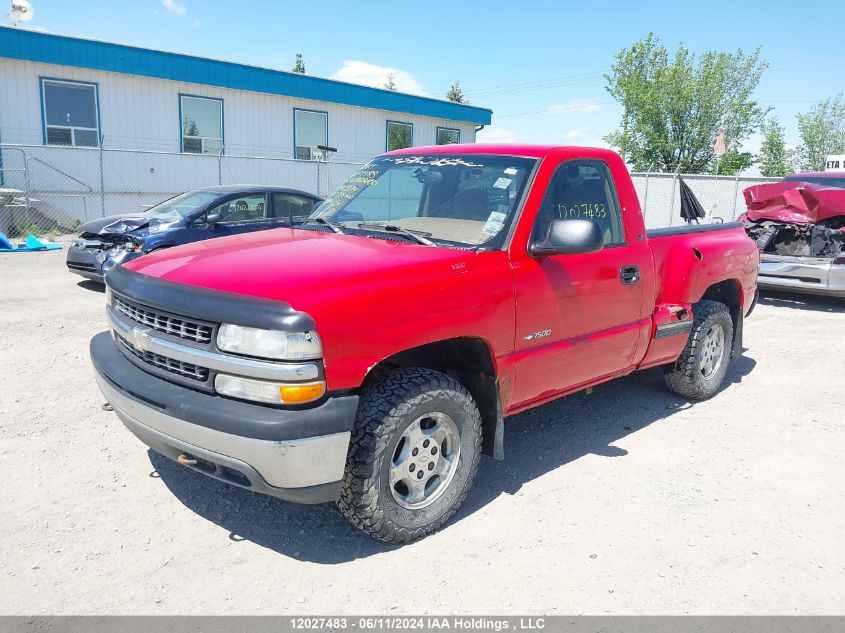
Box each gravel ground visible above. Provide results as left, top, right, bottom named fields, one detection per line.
left=1, top=244, right=843, bottom=615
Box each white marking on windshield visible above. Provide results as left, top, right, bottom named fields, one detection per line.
left=393, top=156, right=485, bottom=168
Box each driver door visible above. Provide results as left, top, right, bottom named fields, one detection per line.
left=511, top=159, right=650, bottom=406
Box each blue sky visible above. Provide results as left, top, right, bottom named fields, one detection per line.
left=14, top=0, right=845, bottom=159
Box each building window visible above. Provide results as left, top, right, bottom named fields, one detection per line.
left=41, top=79, right=100, bottom=147
left=386, top=121, right=413, bottom=151
left=436, top=127, right=460, bottom=145
left=180, top=95, right=223, bottom=154
left=294, top=109, right=328, bottom=160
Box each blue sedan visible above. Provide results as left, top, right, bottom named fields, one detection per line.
left=66, top=185, right=322, bottom=283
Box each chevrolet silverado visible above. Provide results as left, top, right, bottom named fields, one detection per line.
left=90, top=145, right=759, bottom=543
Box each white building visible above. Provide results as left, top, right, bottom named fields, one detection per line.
left=0, top=27, right=491, bottom=228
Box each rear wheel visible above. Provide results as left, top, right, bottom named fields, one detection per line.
left=338, top=368, right=482, bottom=543
left=664, top=300, right=734, bottom=400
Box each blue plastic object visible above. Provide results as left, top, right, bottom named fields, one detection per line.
left=0, top=232, right=63, bottom=252
left=24, top=235, right=62, bottom=250
left=0, top=232, right=15, bottom=251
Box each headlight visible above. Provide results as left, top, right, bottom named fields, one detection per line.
left=216, top=324, right=322, bottom=360
left=214, top=374, right=325, bottom=405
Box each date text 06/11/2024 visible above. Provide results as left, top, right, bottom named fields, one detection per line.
left=289, top=617, right=547, bottom=630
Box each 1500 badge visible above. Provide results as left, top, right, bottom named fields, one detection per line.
left=524, top=329, right=551, bottom=341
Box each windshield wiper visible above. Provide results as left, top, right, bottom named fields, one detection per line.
left=302, top=217, right=345, bottom=234
left=357, top=223, right=436, bottom=246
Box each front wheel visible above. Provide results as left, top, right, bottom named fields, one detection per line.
left=338, top=368, right=482, bottom=543
left=664, top=299, right=734, bottom=400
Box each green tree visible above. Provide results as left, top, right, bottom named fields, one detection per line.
left=445, top=80, right=468, bottom=104
left=604, top=33, right=768, bottom=173
left=292, top=53, right=305, bottom=74
left=757, top=117, right=791, bottom=177
left=383, top=73, right=397, bottom=91
left=712, top=149, right=754, bottom=175
left=794, top=95, right=845, bottom=171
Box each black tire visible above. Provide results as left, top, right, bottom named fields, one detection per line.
left=664, top=299, right=734, bottom=401
left=338, top=368, right=482, bottom=543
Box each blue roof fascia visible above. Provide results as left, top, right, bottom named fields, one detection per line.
left=0, top=27, right=492, bottom=125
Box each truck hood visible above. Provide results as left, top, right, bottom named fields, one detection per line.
left=122, top=227, right=478, bottom=309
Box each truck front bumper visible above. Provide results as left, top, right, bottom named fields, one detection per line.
left=91, top=332, right=358, bottom=503
left=757, top=255, right=845, bottom=298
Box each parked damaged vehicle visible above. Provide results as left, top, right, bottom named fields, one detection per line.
left=740, top=174, right=845, bottom=297
left=66, top=186, right=322, bottom=282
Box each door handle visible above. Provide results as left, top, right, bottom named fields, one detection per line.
left=620, top=265, right=641, bottom=284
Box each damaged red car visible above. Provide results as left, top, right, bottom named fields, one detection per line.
left=740, top=172, right=845, bottom=298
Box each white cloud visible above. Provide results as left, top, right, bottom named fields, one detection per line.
left=547, top=99, right=604, bottom=114
left=331, top=61, right=428, bottom=96
left=740, top=133, right=764, bottom=155
left=476, top=126, right=519, bottom=144
left=559, top=128, right=611, bottom=148
left=162, top=0, right=187, bottom=17
left=192, top=18, right=202, bottom=28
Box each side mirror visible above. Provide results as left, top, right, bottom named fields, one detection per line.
left=206, top=212, right=223, bottom=226
left=530, top=218, right=604, bottom=257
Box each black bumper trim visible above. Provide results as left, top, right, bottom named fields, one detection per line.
left=105, top=265, right=317, bottom=332
left=91, top=331, right=359, bottom=442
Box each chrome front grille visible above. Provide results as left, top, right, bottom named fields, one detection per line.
left=114, top=296, right=213, bottom=344
left=117, top=335, right=209, bottom=382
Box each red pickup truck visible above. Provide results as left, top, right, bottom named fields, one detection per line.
left=91, top=145, right=759, bottom=543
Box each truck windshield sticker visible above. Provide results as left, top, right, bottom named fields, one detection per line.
left=482, top=211, right=508, bottom=235
left=393, top=156, right=484, bottom=168
left=493, top=177, right=512, bottom=189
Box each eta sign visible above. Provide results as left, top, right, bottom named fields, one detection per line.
left=824, top=155, right=845, bottom=171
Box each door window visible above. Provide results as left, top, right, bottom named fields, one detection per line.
left=272, top=193, right=318, bottom=223
left=532, top=160, right=625, bottom=246
left=209, top=194, right=268, bottom=223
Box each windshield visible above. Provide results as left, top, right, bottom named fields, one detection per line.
left=145, top=190, right=220, bottom=223
left=310, top=154, right=536, bottom=247
left=784, top=176, right=845, bottom=189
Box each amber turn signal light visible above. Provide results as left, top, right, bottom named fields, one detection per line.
left=279, top=382, right=325, bottom=404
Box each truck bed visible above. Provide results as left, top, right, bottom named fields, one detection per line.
left=646, top=221, right=757, bottom=309
left=647, top=221, right=743, bottom=239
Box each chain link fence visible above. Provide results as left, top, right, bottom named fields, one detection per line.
left=631, top=171, right=779, bottom=229
left=0, top=144, right=363, bottom=236
left=0, top=143, right=780, bottom=236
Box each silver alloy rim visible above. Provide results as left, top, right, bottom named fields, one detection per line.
left=389, top=412, right=461, bottom=510
left=698, top=323, right=725, bottom=380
